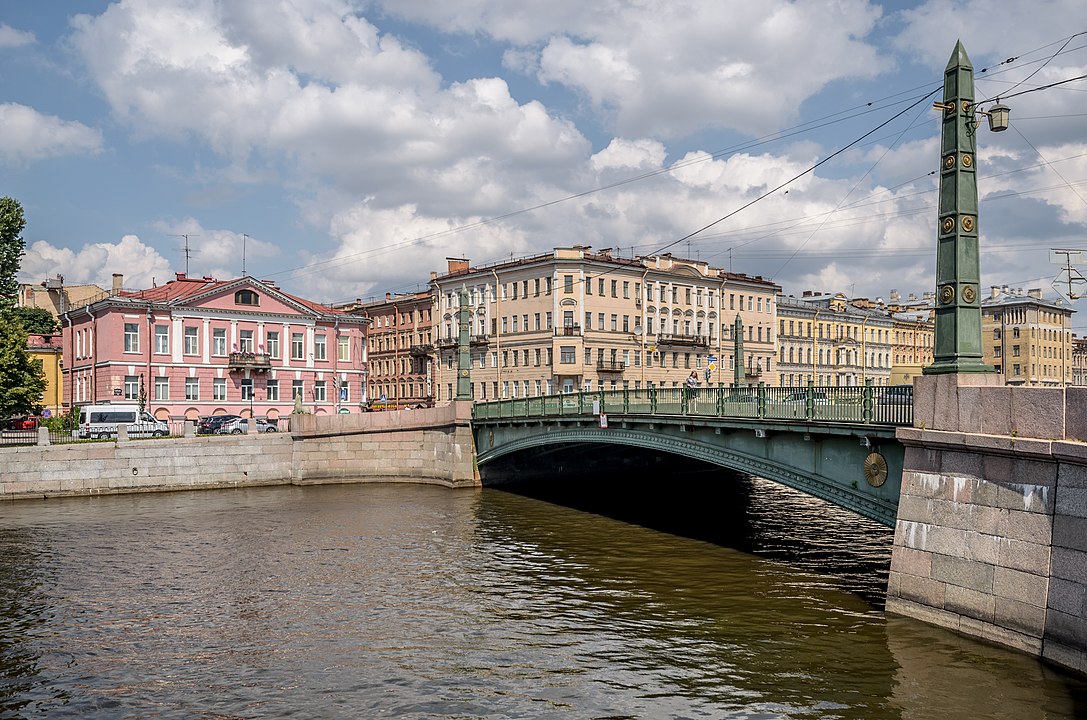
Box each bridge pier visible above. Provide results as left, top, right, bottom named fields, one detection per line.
left=889, top=375, right=1087, bottom=675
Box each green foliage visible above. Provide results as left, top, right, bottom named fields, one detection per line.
left=12, top=306, right=58, bottom=334
left=0, top=315, right=46, bottom=418
left=0, top=197, right=26, bottom=313
left=41, top=408, right=77, bottom=432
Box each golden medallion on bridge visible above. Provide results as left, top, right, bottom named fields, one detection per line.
left=961, top=154, right=972, bottom=168
left=961, top=215, right=975, bottom=232
left=962, top=285, right=977, bottom=304
left=941, top=217, right=955, bottom=234
left=864, top=452, right=888, bottom=487
left=940, top=285, right=955, bottom=304
left=944, top=155, right=955, bottom=170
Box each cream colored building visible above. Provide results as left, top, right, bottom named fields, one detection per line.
left=776, top=292, right=895, bottom=387
left=982, top=286, right=1074, bottom=386
left=889, top=311, right=934, bottom=385
left=428, top=248, right=780, bottom=402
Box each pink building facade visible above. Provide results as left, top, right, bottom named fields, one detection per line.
left=61, top=274, right=370, bottom=422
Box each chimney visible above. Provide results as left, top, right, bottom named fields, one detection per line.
left=446, top=257, right=469, bottom=274
left=111, top=273, right=123, bottom=295
left=175, top=272, right=187, bottom=282
left=1028, top=288, right=1043, bottom=299
left=991, top=285, right=1001, bottom=299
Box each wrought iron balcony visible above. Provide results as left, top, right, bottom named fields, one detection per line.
left=596, top=360, right=626, bottom=372
left=228, top=351, right=272, bottom=371
left=436, top=335, right=489, bottom=349
left=409, top=343, right=434, bottom=357
left=656, top=333, right=709, bottom=348
left=555, top=325, right=582, bottom=337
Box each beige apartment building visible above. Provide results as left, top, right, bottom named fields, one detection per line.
left=889, top=311, right=934, bottom=385
left=428, top=248, right=780, bottom=402
left=982, top=286, right=1074, bottom=386
left=776, top=292, right=895, bottom=387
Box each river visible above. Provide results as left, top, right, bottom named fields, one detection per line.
left=1, top=479, right=1084, bottom=719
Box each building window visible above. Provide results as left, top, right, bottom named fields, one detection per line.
left=292, top=380, right=304, bottom=399
left=338, top=336, right=350, bottom=361
left=560, top=346, right=576, bottom=363
left=124, top=375, right=139, bottom=400
left=314, top=334, right=327, bottom=361
left=291, top=333, right=304, bottom=360
left=124, top=323, right=139, bottom=353
left=213, top=328, right=227, bottom=356
left=213, top=378, right=227, bottom=401
left=184, top=327, right=198, bottom=355
left=185, top=377, right=199, bottom=400
left=266, top=379, right=279, bottom=401
left=623, top=281, right=630, bottom=299
left=241, top=378, right=253, bottom=400
left=314, top=381, right=327, bottom=402
left=239, top=329, right=254, bottom=353
left=154, top=325, right=169, bottom=354
left=235, top=289, right=259, bottom=305
left=564, top=275, right=574, bottom=293
left=154, top=376, right=169, bottom=400
left=267, top=331, right=280, bottom=358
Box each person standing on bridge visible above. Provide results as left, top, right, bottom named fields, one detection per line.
left=686, top=372, right=698, bottom=389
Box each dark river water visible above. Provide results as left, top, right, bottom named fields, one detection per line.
left=1, top=478, right=1085, bottom=719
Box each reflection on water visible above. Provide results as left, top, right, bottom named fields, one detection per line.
left=0, top=483, right=1084, bottom=719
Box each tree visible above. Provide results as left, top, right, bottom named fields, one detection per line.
left=0, top=197, right=27, bottom=313
left=12, top=306, right=58, bottom=334
left=0, top=315, right=46, bottom=418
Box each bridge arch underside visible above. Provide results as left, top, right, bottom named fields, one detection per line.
left=476, top=422, right=902, bottom=526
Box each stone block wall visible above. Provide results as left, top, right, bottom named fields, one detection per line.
left=0, top=434, right=294, bottom=500
left=891, top=375, right=1087, bottom=676
left=0, top=402, right=479, bottom=500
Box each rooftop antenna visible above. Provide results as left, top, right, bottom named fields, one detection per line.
left=242, top=233, right=250, bottom=277
left=169, top=234, right=198, bottom=275
left=1051, top=248, right=1087, bottom=300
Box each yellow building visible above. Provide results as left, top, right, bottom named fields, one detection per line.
left=429, top=247, right=780, bottom=402
left=27, top=333, right=64, bottom=417
left=889, top=311, right=934, bottom=385
left=982, top=286, right=1074, bottom=386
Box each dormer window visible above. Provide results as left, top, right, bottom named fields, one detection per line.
left=235, top=289, right=259, bottom=306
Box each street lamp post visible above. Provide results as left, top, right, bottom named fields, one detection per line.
left=925, top=41, right=999, bottom=376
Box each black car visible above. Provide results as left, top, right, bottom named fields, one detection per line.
left=196, top=414, right=241, bottom=435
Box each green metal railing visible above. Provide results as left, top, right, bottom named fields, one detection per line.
left=472, top=384, right=913, bottom=426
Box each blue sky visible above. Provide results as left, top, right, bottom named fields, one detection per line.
left=2, top=1, right=1086, bottom=322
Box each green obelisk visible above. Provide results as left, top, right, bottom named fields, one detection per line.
left=456, top=289, right=472, bottom=399
left=924, top=41, right=995, bottom=375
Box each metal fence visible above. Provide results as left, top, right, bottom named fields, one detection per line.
left=0, top=416, right=292, bottom=447
left=473, top=384, right=914, bottom=426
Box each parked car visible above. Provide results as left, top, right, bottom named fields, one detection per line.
left=77, top=405, right=169, bottom=439
left=879, top=386, right=914, bottom=405
left=3, top=416, right=39, bottom=431
left=219, top=417, right=278, bottom=434
left=784, top=391, right=831, bottom=405
left=197, top=414, right=241, bottom=435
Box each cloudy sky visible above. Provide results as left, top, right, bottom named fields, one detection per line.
left=2, top=1, right=1086, bottom=319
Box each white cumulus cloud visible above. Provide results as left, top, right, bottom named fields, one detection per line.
left=0, top=104, right=103, bottom=164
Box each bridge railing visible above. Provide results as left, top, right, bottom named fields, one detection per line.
left=473, top=384, right=913, bottom=426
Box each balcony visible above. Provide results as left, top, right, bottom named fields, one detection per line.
left=555, top=325, right=582, bottom=337
left=656, top=333, right=709, bottom=348
left=435, top=335, right=489, bottom=349
left=596, top=360, right=626, bottom=373
left=409, top=343, right=434, bottom=357
left=228, top=351, right=272, bottom=371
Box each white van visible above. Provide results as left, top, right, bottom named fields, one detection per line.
left=78, top=405, right=170, bottom=439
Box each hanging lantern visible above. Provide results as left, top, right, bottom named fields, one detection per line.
left=986, top=102, right=1010, bottom=132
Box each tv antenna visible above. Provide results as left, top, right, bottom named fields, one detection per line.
left=169, top=234, right=199, bottom=275
left=242, top=233, right=250, bottom=277
left=1051, top=248, right=1087, bottom=300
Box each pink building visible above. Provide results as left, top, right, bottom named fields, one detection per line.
left=61, top=273, right=371, bottom=422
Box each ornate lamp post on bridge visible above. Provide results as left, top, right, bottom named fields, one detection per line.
left=924, top=40, right=1008, bottom=376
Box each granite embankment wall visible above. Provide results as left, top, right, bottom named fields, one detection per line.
left=0, top=402, right=478, bottom=500
left=890, top=376, right=1087, bottom=676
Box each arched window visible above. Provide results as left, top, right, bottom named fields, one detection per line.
left=235, top=289, right=259, bottom=306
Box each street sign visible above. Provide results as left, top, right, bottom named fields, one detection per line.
left=708, top=355, right=718, bottom=363
left=339, top=387, right=348, bottom=402
left=599, top=414, right=608, bottom=428
left=41, top=409, right=52, bottom=418
left=380, top=393, right=387, bottom=402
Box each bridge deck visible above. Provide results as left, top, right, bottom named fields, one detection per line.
left=474, top=385, right=912, bottom=426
